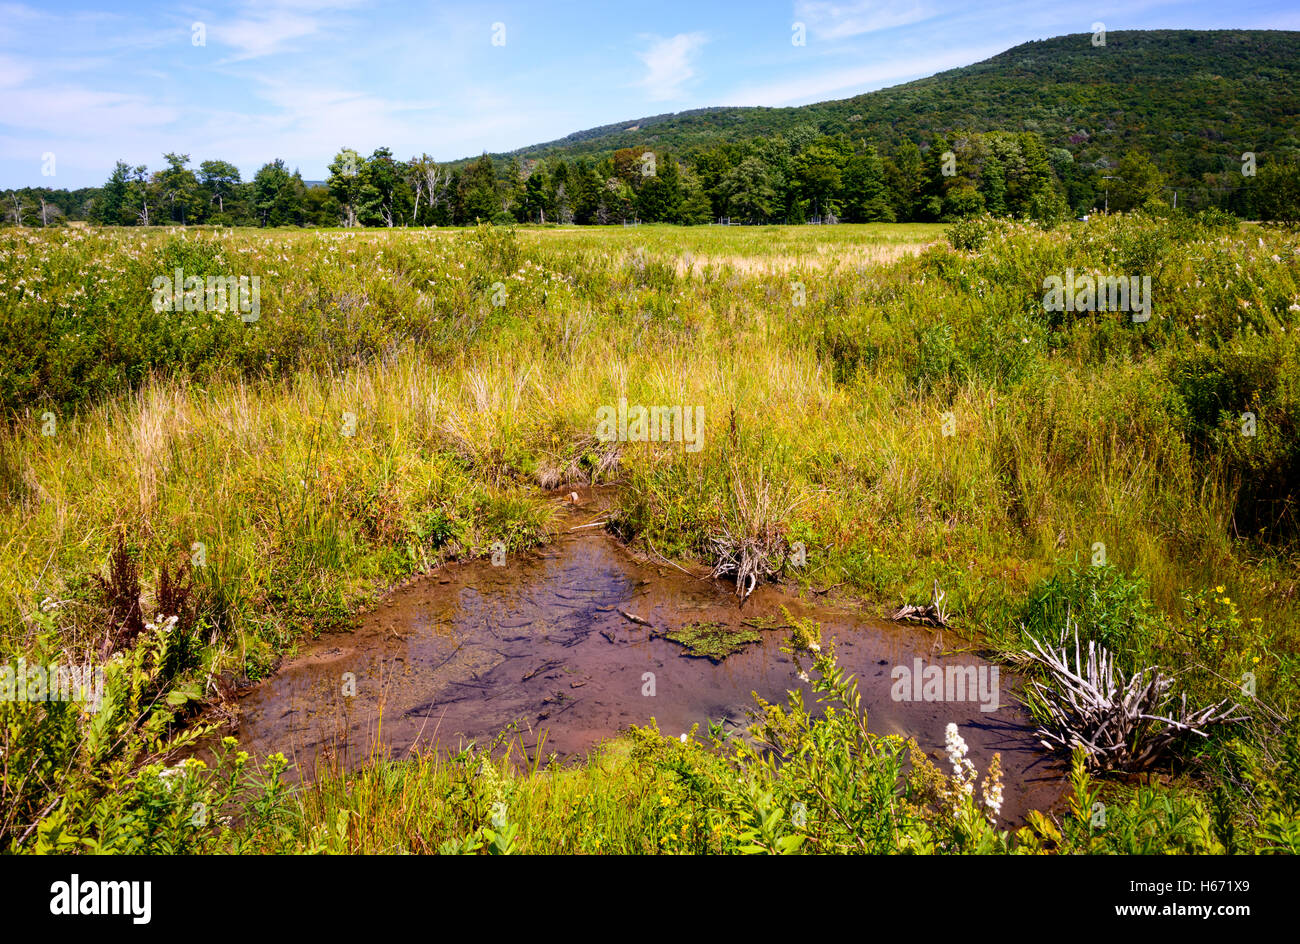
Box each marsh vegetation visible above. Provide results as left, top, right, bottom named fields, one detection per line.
left=1, top=213, right=1297, bottom=853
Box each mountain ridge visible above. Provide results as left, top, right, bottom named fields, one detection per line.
left=460, top=29, right=1300, bottom=181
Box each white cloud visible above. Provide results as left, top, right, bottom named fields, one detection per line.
left=0, top=83, right=179, bottom=138
left=213, top=0, right=363, bottom=61
left=794, top=1, right=934, bottom=41
left=215, top=13, right=323, bottom=60
left=635, top=32, right=707, bottom=101
left=0, top=53, right=32, bottom=87
left=0, top=2, right=45, bottom=44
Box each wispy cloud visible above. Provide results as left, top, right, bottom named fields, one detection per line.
left=793, top=1, right=935, bottom=40
left=635, top=32, right=707, bottom=101
left=213, top=0, right=362, bottom=62
left=0, top=82, right=179, bottom=147
left=0, top=53, right=32, bottom=87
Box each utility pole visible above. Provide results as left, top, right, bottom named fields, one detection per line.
left=1101, top=175, right=1123, bottom=215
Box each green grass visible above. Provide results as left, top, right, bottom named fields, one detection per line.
left=2, top=215, right=1298, bottom=853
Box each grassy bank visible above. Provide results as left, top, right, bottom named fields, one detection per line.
left=1, top=216, right=1297, bottom=852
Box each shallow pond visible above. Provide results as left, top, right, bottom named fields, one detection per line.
left=234, top=489, right=1064, bottom=822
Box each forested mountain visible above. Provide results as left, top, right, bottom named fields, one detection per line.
left=492, top=30, right=1300, bottom=182
left=8, top=30, right=1299, bottom=227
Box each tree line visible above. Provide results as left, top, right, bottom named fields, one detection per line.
left=6, top=126, right=1297, bottom=227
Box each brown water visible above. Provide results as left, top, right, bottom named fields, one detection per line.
left=233, top=490, right=1064, bottom=822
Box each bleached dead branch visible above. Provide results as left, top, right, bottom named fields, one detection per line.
left=1022, top=621, right=1246, bottom=771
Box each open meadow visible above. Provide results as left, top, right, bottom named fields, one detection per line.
left=1, top=216, right=1297, bottom=854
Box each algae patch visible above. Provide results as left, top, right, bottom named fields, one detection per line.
left=664, top=621, right=761, bottom=663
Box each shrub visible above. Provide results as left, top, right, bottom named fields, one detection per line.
left=946, top=215, right=992, bottom=251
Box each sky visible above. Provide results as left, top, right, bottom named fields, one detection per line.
left=2, top=0, right=1298, bottom=188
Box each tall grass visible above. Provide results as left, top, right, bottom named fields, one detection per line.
left=2, top=214, right=1298, bottom=852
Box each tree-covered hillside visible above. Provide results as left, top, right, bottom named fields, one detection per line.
left=486, top=30, right=1300, bottom=202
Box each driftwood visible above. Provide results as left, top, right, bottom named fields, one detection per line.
left=891, top=579, right=950, bottom=627
left=1023, top=622, right=1246, bottom=772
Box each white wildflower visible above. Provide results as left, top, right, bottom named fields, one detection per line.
left=983, top=781, right=1004, bottom=819
left=944, top=722, right=977, bottom=797
left=157, top=763, right=187, bottom=792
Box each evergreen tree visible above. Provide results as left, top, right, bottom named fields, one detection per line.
left=522, top=162, right=551, bottom=222
left=1019, top=133, right=1067, bottom=222
left=548, top=161, right=573, bottom=223
left=721, top=156, right=778, bottom=222
left=458, top=155, right=499, bottom=223
left=791, top=142, right=844, bottom=221
left=95, top=161, right=132, bottom=225
left=599, top=177, right=634, bottom=223
left=252, top=159, right=307, bottom=226
left=571, top=160, right=602, bottom=224
left=917, top=135, right=953, bottom=220
left=981, top=153, right=1007, bottom=215
left=636, top=153, right=682, bottom=222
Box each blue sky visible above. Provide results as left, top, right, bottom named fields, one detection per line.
left=2, top=0, right=1297, bottom=188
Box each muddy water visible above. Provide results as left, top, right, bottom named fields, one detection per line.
left=235, top=492, right=1064, bottom=822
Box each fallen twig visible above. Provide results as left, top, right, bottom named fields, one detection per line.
left=891, top=579, right=950, bottom=627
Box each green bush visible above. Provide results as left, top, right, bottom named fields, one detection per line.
left=1018, top=562, right=1158, bottom=657
left=946, top=215, right=993, bottom=251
